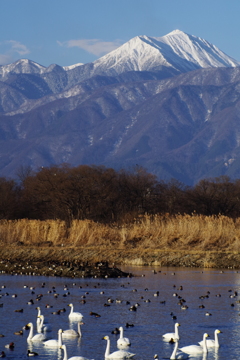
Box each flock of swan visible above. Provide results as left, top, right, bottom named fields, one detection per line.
left=0, top=268, right=234, bottom=360
left=24, top=304, right=136, bottom=359
left=161, top=323, right=222, bottom=359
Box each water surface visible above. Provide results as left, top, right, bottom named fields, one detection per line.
left=0, top=266, right=239, bottom=360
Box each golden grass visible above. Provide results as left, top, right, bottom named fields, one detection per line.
left=0, top=214, right=240, bottom=251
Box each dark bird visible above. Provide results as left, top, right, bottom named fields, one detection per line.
left=27, top=350, right=38, bottom=356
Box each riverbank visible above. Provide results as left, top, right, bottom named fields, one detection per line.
left=1, top=215, right=240, bottom=276
left=0, top=245, right=240, bottom=278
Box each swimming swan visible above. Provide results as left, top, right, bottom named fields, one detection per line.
left=27, top=323, right=47, bottom=342
left=170, top=340, right=189, bottom=359
left=61, top=344, right=94, bottom=360
left=198, top=329, right=222, bottom=347
left=103, top=336, right=135, bottom=359
left=36, top=307, right=48, bottom=324
left=62, top=321, right=84, bottom=338
left=37, top=315, right=52, bottom=333
left=179, top=333, right=209, bottom=355
left=43, top=329, right=63, bottom=348
left=68, top=303, right=84, bottom=321
left=117, top=327, right=131, bottom=349
left=163, top=323, right=180, bottom=340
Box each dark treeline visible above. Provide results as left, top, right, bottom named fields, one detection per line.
left=1, top=163, right=240, bottom=225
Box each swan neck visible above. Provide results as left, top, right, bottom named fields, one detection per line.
left=203, top=335, right=208, bottom=352
left=214, top=332, right=219, bottom=346
left=58, top=331, right=63, bottom=347
left=77, top=322, right=82, bottom=337
left=63, top=346, right=68, bottom=360
left=105, top=339, right=110, bottom=357
left=119, top=327, right=124, bottom=339
left=170, top=341, right=178, bottom=359
left=27, top=323, right=34, bottom=341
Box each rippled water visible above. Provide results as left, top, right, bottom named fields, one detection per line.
left=0, top=266, right=240, bottom=360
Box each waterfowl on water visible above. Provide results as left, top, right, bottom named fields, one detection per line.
left=5, top=342, right=14, bottom=349
left=61, top=344, right=94, bottom=360
left=103, top=336, right=135, bottom=359
left=117, top=326, right=131, bottom=349
left=179, top=333, right=209, bottom=355
left=62, top=321, right=84, bottom=338
left=68, top=303, right=83, bottom=321
left=27, top=350, right=38, bottom=356
left=170, top=340, right=189, bottom=359
left=0, top=352, right=6, bottom=358
left=43, top=329, right=63, bottom=348
left=163, top=323, right=180, bottom=340
left=198, top=329, right=222, bottom=348
left=27, top=323, right=46, bottom=342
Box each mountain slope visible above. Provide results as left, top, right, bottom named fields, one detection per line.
left=0, top=30, right=240, bottom=184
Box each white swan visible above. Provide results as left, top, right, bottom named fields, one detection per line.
left=37, top=315, right=52, bottom=333
left=163, top=323, right=180, bottom=340
left=198, top=329, right=222, bottom=347
left=36, top=307, right=48, bottom=323
left=62, top=321, right=84, bottom=338
left=68, top=303, right=84, bottom=321
left=179, top=333, right=209, bottom=355
left=27, top=323, right=47, bottom=342
left=170, top=340, right=189, bottom=359
left=103, top=336, right=135, bottom=359
left=117, top=327, right=131, bottom=349
left=43, top=329, right=63, bottom=348
left=61, top=344, right=94, bottom=360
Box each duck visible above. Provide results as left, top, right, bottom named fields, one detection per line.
left=162, top=323, right=180, bottom=340
left=62, top=321, right=84, bottom=338
left=103, top=335, right=135, bottom=359
left=61, top=344, right=94, bottom=360
left=0, top=351, right=5, bottom=358
left=43, top=329, right=63, bottom=348
left=68, top=303, right=84, bottom=320
left=27, top=350, right=39, bottom=356
left=27, top=323, right=47, bottom=342
left=5, top=342, right=14, bottom=349
left=179, top=333, right=209, bottom=354
left=117, top=327, right=131, bottom=349
left=170, top=340, right=189, bottom=359
left=198, top=329, right=222, bottom=347
left=14, top=330, right=23, bottom=335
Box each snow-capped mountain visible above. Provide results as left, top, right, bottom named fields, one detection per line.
left=0, top=30, right=240, bottom=184
left=91, top=30, right=240, bottom=76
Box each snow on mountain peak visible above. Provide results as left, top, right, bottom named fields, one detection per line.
left=92, top=30, right=240, bottom=76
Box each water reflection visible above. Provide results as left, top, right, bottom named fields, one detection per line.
left=0, top=267, right=240, bottom=359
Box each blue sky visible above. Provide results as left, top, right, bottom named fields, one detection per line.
left=1, top=0, right=240, bottom=67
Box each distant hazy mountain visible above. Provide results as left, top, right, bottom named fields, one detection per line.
left=0, top=30, right=240, bottom=184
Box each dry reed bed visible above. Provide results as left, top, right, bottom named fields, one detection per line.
left=0, top=214, right=240, bottom=251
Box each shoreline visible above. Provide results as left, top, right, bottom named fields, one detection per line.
left=1, top=246, right=240, bottom=278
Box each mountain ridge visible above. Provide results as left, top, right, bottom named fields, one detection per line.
left=0, top=30, right=240, bottom=184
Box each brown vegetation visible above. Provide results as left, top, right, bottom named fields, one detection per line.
left=0, top=213, right=240, bottom=251
left=1, top=164, right=240, bottom=270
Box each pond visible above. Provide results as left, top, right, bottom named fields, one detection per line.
left=0, top=266, right=239, bottom=360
